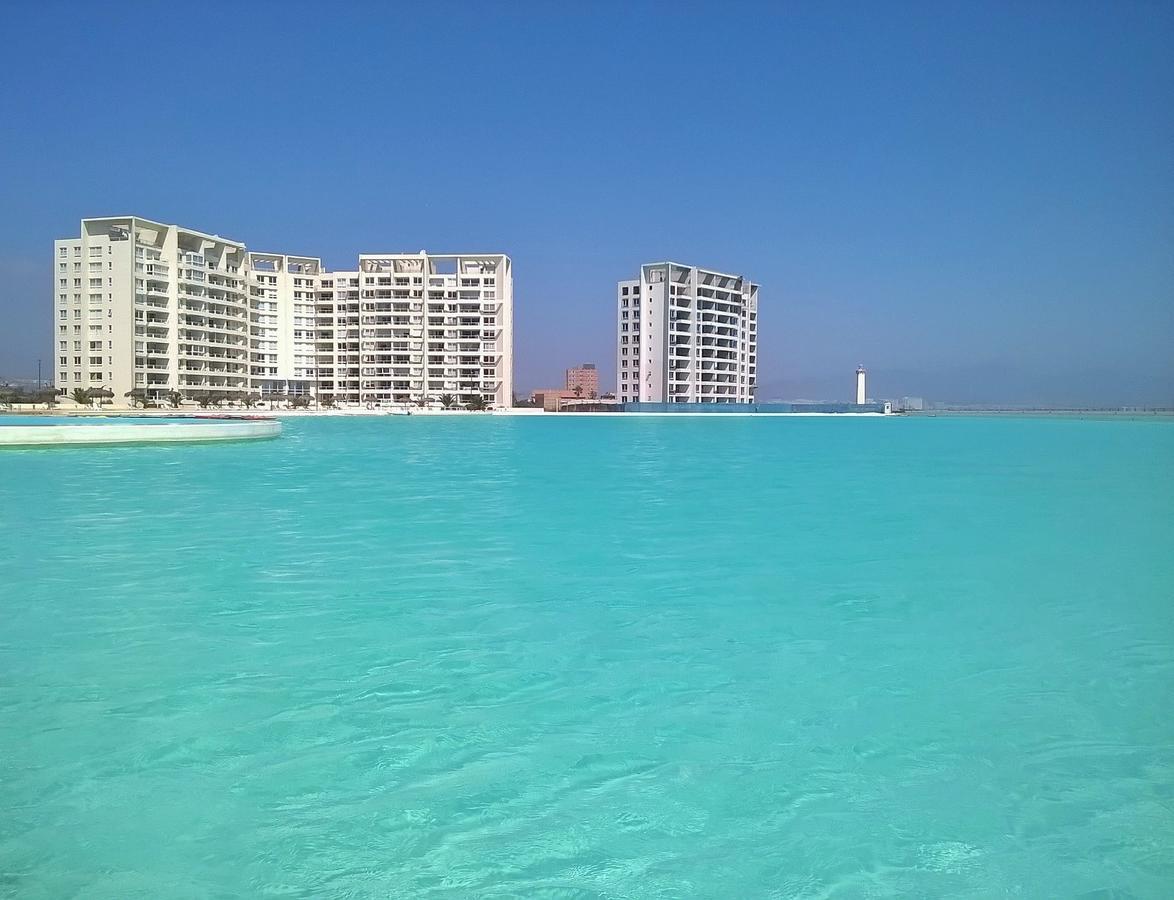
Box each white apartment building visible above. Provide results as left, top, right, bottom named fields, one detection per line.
left=617, top=262, right=758, bottom=403
left=54, top=216, right=250, bottom=403
left=315, top=268, right=363, bottom=404
left=357, top=253, right=513, bottom=408
left=54, top=218, right=513, bottom=407
left=247, top=253, right=322, bottom=397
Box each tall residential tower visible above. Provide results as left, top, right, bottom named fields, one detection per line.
left=617, top=262, right=758, bottom=403
left=54, top=216, right=250, bottom=403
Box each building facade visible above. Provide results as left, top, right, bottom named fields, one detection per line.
left=54, top=218, right=513, bottom=407
left=248, top=253, right=322, bottom=397
left=565, top=363, right=598, bottom=397
left=617, top=262, right=758, bottom=403
left=53, top=216, right=250, bottom=403
left=357, top=253, right=512, bottom=408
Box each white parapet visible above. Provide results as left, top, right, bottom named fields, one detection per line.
left=0, top=419, right=281, bottom=447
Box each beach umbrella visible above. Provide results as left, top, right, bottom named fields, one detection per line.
left=124, top=388, right=148, bottom=408
left=32, top=388, right=59, bottom=408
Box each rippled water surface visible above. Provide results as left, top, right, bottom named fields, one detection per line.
left=2, top=416, right=1173, bottom=898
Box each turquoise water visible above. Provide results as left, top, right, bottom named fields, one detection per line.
left=2, top=416, right=1173, bottom=898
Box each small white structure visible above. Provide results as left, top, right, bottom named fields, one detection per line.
left=856, top=366, right=867, bottom=405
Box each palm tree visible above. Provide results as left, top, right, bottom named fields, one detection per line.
left=414, top=395, right=432, bottom=408
left=439, top=393, right=456, bottom=410
left=589, top=390, right=598, bottom=400
left=165, top=390, right=183, bottom=409
left=70, top=387, right=91, bottom=406
left=197, top=394, right=214, bottom=409
left=573, top=385, right=583, bottom=398
left=465, top=395, right=488, bottom=411
left=125, top=388, right=147, bottom=408
left=244, top=392, right=262, bottom=409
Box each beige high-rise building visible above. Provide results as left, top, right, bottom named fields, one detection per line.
left=53, top=218, right=513, bottom=408
left=53, top=216, right=250, bottom=403
left=565, top=363, right=598, bottom=397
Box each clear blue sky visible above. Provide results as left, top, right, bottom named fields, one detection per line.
left=1, top=1, right=1171, bottom=404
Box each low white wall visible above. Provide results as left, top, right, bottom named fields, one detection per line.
left=0, top=420, right=281, bottom=447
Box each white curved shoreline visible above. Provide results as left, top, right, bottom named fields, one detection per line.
left=0, top=419, right=281, bottom=447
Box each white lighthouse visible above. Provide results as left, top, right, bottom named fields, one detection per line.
left=855, top=366, right=867, bottom=405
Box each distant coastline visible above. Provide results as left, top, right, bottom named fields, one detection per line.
left=905, top=407, right=1174, bottom=418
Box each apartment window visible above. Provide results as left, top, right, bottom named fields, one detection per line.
left=622, top=287, right=628, bottom=295
left=59, top=263, right=66, bottom=272
left=73, top=357, right=81, bottom=365
left=60, top=371, right=68, bottom=383
left=74, top=372, right=81, bottom=381
left=74, top=341, right=82, bottom=351
left=73, top=247, right=81, bottom=258
left=59, top=356, right=67, bottom=365
left=59, top=247, right=67, bottom=258
left=59, top=341, right=67, bottom=350
left=59, top=278, right=67, bottom=288
left=89, top=247, right=103, bottom=258
left=59, top=309, right=67, bottom=320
